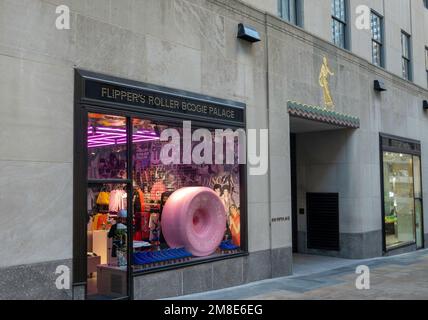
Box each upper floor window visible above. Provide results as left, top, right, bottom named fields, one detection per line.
left=331, top=0, right=347, bottom=49
left=278, top=0, right=299, bottom=25
left=371, top=11, right=384, bottom=67
left=401, top=31, right=412, bottom=80
left=424, top=0, right=428, bottom=9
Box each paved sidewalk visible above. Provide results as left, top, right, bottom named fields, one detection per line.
left=175, top=250, right=428, bottom=300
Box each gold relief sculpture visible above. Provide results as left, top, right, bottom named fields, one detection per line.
left=319, top=56, right=335, bottom=109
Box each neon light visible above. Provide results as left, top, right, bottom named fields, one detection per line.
left=87, top=126, right=160, bottom=148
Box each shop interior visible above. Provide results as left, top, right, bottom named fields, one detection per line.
left=85, top=113, right=243, bottom=299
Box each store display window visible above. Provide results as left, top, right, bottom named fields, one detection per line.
left=130, top=118, right=242, bottom=271
left=75, top=71, right=247, bottom=299
left=85, top=112, right=244, bottom=290
left=381, top=135, right=424, bottom=251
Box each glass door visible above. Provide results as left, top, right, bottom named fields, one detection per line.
left=86, top=113, right=131, bottom=300
left=383, top=152, right=416, bottom=249
left=382, top=151, right=424, bottom=250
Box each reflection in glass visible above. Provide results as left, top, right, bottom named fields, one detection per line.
left=383, top=152, right=416, bottom=248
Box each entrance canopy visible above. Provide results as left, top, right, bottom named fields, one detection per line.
left=287, top=101, right=360, bottom=133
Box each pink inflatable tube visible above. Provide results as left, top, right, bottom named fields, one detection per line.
left=161, top=187, right=227, bottom=257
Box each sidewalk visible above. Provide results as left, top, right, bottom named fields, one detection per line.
left=173, top=250, right=428, bottom=300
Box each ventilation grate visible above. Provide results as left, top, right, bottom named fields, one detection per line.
left=306, top=193, right=339, bottom=251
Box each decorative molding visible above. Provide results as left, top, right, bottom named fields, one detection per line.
left=287, top=101, right=360, bottom=129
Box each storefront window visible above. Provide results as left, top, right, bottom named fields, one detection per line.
left=85, top=112, right=244, bottom=290
left=383, top=152, right=416, bottom=248
left=76, top=72, right=247, bottom=300
left=87, top=182, right=129, bottom=299
left=87, top=113, right=127, bottom=180
left=86, top=113, right=131, bottom=299
left=131, top=118, right=242, bottom=272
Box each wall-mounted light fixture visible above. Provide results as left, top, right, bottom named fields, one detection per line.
left=374, top=80, right=387, bottom=92
left=423, top=100, right=428, bottom=110
left=237, top=23, right=261, bottom=43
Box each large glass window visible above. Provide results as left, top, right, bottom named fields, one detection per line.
left=383, top=152, right=416, bottom=248
left=371, top=11, right=383, bottom=67
left=86, top=113, right=130, bottom=300
left=85, top=112, right=244, bottom=291
left=331, top=0, right=347, bottom=49
left=131, top=118, right=243, bottom=272
left=401, top=31, right=412, bottom=80
left=381, top=134, right=424, bottom=251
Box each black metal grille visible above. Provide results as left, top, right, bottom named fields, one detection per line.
left=306, top=193, right=339, bottom=251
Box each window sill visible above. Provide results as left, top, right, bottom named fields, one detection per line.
left=385, top=241, right=416, bottom=252
left=132, top=251, right=249, bottom=277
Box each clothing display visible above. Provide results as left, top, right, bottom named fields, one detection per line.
left=92, top=214, right=109, bottom=231
left=96, top=191, right=110, bottom=206
left=109, top=189, right=127, bottom=213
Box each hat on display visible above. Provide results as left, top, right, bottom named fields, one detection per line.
left=118, top=210, right=127, bottom=218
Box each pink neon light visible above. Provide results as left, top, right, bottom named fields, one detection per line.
left=87, top=126, right=160, bottom=148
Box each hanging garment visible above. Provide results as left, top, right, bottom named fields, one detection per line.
left=137, top=189, right=145, bottom=210
left=133, top=191, right=142, bottom=213
left=230, top=214, right=241, bottom=247
left=141, top=211, right=151, bottom=240
left=92, top=214, right=108, bottom=231
left=109, top=190, right=119, bottom=212
left=87, top=189, right=95, bottom=212
left=133, top=206, right=142, bottom=241
left=109, top=190, right=127, bottom=212
left=149, top=212, right=161, bottom=242
left=96, top=191, right=110, bottom=206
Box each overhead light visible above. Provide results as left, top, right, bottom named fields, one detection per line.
left=237, top=23, right=261, bottom=43
left=374, top=80, right=387, bottom=92
left=423, top=100, right=428, bottom=110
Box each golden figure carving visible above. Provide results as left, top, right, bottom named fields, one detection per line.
left=319, top=56, right=335, bottom=109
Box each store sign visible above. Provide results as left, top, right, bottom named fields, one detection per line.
left=83, top=79, right=245, bottom=125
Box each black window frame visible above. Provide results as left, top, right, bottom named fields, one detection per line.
left=401, top=31, right=412, bottom=81
left=73, top=69, right=249, bottom=299
left=331, top=0, right=348, bottom=49
left=370, top=10, right=384, bottom=68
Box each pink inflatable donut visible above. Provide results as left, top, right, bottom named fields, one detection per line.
left=161, top=187, right=226, bottom=257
